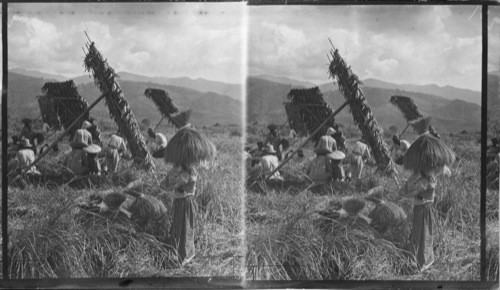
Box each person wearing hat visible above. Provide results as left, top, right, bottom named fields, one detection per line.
left=259, top=144, right=283, bottom=181
left=161, top=109, right=216, bottom=265
left=147, top=128, right=168, bottom=158
left=307, top=134, right=345, bottom=182
left=400, top=133, right=455, bottom=272
left=8, top=138, right=41, bottom=176
left=71, top=121, right=93, bottom=150
left=104, top=132, right=127, bottom=175
left=331, top=145, right=346, bottom=181
left=348, top=138, right=371, bottom=181
left=264, top=124, right=283, bottom=161
left=84, top=144, right=102, bottom=175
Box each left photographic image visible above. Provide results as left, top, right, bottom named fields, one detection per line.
left=6, top=3, right=245, bottom=278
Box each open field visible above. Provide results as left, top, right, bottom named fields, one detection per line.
left=4, top=120, right=244, bottom=278
left=245, top=126, right=498, bottom=281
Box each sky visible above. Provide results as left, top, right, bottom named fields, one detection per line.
left=8, top=3, right=245, bottom=84
left=249, top=5, right=485, bottom=92
left=489, top=6, right=500, bottom=75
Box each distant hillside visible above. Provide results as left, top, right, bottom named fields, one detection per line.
left=10, top=68, right=68, bottom=82
left=12, top=69, right=242, bottom=101
left=488, top=72, right=500, bottom=128
left=8, top=72, right=241, bottom=127
left=72, top=71, right=242, bottom=101
left=345, top=78, right=481, bottom=105
left=247, top=76, right=481, bottom=134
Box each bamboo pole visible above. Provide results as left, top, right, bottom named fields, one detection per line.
left=398, top=122, right=412, bottom=139
left=153, top=115, right=166, bottom=131
left=13, top=92, right=108, bottom=180
left=264, top=99, right=350, bottom=181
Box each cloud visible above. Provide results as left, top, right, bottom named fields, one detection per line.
left=8, top=3, right=244, bottom=83
left=249, top=6, right=481, bottom=91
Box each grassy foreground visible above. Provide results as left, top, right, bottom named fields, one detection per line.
left=4, top=125, right=245, bottom=278
left=245, top=129, right=498, bottom=281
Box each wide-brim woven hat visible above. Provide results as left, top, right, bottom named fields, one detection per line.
left=314, top=135, right=335, bottom=155
left=330, top=150, right=346, bottom=160
left=83, top=144, right=102, bottom=154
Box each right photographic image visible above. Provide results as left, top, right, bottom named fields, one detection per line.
left=245, top=5, right=487, bottom=280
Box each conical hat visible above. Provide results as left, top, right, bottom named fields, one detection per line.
left=83, top=144, right=102, bottom=154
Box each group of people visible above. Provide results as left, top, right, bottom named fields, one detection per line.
left=245, top=121, right=456, bottom=273
left=7, top=118, right=48, bottom=176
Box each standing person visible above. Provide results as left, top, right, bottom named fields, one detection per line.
left=105, top=132, right=127, bottom=175
left=148, top=128, right=168, bottom=158
left=265, top=124, right=283, bottom=161
left=349, top=139, right=371, bottom=180
left=161, top=114, right=216, bottom=265
left=400, top=134, right=455, bottom=271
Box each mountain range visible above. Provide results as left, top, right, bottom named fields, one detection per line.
left=247, top=75, right=484, bottom=134
left=8, top=71, right=242, bottom=127
left=9, top=68, right=242, bottom=101
left=253, top=74, right=481, bottom=105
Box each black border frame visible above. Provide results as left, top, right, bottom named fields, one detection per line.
left=1, top=1, right=498, bottom=288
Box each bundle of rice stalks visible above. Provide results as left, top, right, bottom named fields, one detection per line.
left=83, top=37, right=154, bottom=170
left=40, top=80, right=91, bottom=136
left=284, top=87, right=344, bottom=146
left=390, top=95, right=423, bottom=123
left=144, top=88, right=179, bottom=125
left=327, top=40, right=392, bottom=172
left=403, top=134, right=456, bottom=173
left=126, top=190, right=168, bottom=239
left=365, top=195, right=407, bottom=234
left=410, top=116, right=432, bottom=135
left=37, top=95, right=61, bottom=130
left=343, top=197, right=366, bottom=216
left=164, top=126, right=216, bottom=167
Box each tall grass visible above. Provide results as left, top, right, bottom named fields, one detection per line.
left=246, top=129, right=489, bottom=280
left=6, top=128, right=244, bottom=278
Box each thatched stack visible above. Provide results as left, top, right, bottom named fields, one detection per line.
left=390, top=95, right=423, bottom=123
left=284, top=87, right=344, bottom=146
left=37, top=80, right=91, bottom=135
left=327, top=42, right=393, bottom=173
left=83, top=39, right=154, bottom=170
left=403, top=134, right=455, bottom=173
left=144, top=88, right=179, bottom=126
left=37, top=95, right=61, bottom=130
